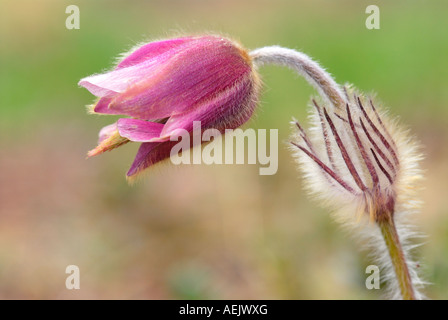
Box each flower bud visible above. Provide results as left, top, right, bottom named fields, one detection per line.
left=79, top=35, right=261, bottom=177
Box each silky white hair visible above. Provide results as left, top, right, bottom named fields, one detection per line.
left=251, top=46, right=426, bottom=299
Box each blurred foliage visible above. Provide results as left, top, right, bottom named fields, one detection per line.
left=0, top=0, right=447, bottom=299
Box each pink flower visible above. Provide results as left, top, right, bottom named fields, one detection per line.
left=79, top=35, right=261, bottom=178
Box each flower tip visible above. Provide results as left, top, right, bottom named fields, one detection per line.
left=87, top=130, right=130, bottom=158
left=86, top=104, right=96, bottom=114
left=125, top=172, right=139, bottom=185
left=125, top=165, right=150, bottom=185
left=86, top=147, right=101, bottom=158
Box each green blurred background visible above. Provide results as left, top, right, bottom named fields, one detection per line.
left=1, top=0, right=447, bottom=299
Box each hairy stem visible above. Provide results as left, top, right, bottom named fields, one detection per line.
left=378, top=218, right=416, bottom=300
left=253, top=46, right=419, bottom=299
left=250, top=46, right=347, bottom=110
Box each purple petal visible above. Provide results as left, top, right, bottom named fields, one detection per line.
left=108, top=37, right=252, bottom=120
left=98, top=122, right=118, bottom=143
left=78, top=59, right=161, bottom=97
left=117, top=37, right=192, bottom=69
left=160, top=75, right=256, bottom=137
left=79, top=39, right=193, bottom=100
left=79, top=82, right=118, bottom=98
left=92, top=97, right=123, bottom=114
left=126, top=76, right=259, bottom=177
left=127, top=141, right=178, bottom=177
left=117, top=118, right=165, bottom=142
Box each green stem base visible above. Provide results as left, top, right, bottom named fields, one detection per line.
left=378, top=218, right=416, bottom=300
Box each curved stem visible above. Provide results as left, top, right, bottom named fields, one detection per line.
left=378, top=218, right=416, bottom=300
left=252, top=46, right=418, bottom=299
left=250, top=46, right=347, bottom=110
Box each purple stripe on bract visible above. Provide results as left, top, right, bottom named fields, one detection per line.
left=346, top=103, right=379, bottom=186
left=312, top=100, right=336, bottom=170
left=324, top=108, right=367, bottom=192
left=356, top=96, right=399, bottom=166
left=360, top=118, right=395, bottom=173
left=291, top=142, right=355, bottom=194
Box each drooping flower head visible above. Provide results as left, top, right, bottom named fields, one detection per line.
left=80, top=38, right=426, bottom=299
left=79, top=35, right=261, bottom=178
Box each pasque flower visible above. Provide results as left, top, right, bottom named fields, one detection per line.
left=79, top=35, right=260, bottom=178
left=80, top=36, right=427, bottom=299
left=251, top=46, right=425, bottom=299
left=291, top=90, right=425, bottom=299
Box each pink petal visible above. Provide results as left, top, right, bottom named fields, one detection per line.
left=117, top=118, right=165, bottom=142
left=126, top=76, right=259, bottom=177
left=160, top=75, right=255, bottom=137
left=78, top=59, right=160, bottom=97
left=79, top=38, right=193, bottom=99
left=126, top=141, right=178, bottom=177
left=108, top=37, right=252, bottom=120
left=98, top=122, right=118, bottom=143
left=92, top=97, right=122, bottom=114
left=117, top=37, right=192, bottom=69
left=78, top=82, right=117, bottom=98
